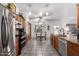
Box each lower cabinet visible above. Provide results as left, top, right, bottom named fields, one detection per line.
left=54, top=36, right=58, bottom=51
left=15, top=36, right=20, bottom=56
left=50, top=35, right=58, bottom=51
left=67, top=41, right=79, bottom=56
left=50, top=35, right=79, bottom=56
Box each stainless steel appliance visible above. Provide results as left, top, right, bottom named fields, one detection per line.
left=0, top=4, right=4, bottom=56
left=0, top=5, right=15, bottom=56
left=58, top=38, right=67, bottom=56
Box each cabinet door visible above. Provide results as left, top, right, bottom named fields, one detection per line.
left=68, top=47, right=79, bottom=56
left=50, top=35, right=52, bottom=44
left=77, top=4, right=79, bottom=17
left=30, top=23, right=31, bottom=39
left=53, top=36, right=55, bottom=48
left=50, top=35, right=58, bottom=51
left=77, top=4, right=79, bottom=28
left=55, top=36, right=58, bottom=50
left=67, top=41, right=79, bottom=56
left=54, top=36, right=58, bottom=51
left=50, top=35, right=54, bottom=47
left=15, top=36, right=19, bottom=56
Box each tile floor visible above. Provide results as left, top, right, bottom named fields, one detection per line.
left=20, top=38, right=59, bottom=56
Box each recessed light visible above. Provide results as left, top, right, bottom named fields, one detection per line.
left=39, top=11, right=43, bottom=16
left=39, top=22, right=42, bottom=25
left=46, top=12, right=48, bottom=16
left=28, top=11, right=32, bottom=16
left=35, top=18, right=39, bottom=22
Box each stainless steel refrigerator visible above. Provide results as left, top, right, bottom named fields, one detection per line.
left=0, top=4, right=16, bottom=56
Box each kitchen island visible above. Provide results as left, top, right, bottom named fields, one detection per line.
left=50, top=34, right=79, bottom=56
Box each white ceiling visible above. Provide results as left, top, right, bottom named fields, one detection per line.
left=15, top=3, right=77, bottom=21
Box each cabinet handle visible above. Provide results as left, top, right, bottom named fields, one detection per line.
left=71, top=46, right=74, bottom=47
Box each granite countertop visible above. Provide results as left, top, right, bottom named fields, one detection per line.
left=51, top=34, right=79, bottom=45
left=58, top=36, right=79, bottom=46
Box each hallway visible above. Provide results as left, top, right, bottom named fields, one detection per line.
left=0, top=3, right=79, bottom=57
left=20, top=38, right=59, bottom=56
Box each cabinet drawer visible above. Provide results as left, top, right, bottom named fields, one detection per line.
left=68, top=42, right=79, bottom=53
left=67, top=41, right=79, bottom=56
left=68, top=48, right=79, bottom=56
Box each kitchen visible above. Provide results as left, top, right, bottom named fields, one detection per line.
left=0, top=3, right=79, bottom=56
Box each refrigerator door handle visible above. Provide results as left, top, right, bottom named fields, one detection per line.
left=1, top=15, right=9, bottom=49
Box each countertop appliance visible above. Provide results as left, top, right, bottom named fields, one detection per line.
left=58, top=38, right=67, bottom=56
left=76, top=29, right=79, bottom=42
left=0, top=5, right=15, bottom=56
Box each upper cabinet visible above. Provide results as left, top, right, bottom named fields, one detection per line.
left=0, top=3, right=16, bottom=13
left=16, top=15, right=25, bottom=29
left=7, top=3, right=16, bottom=13
left=76, top=4, right=79, bottom=28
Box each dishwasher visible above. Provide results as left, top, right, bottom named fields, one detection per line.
left=58, top=38, right=67, bottom=56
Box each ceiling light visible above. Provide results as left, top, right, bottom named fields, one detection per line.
left=35, top=18, right=39, bottom=22
left=39, top=22, right=42, bottom=25
left=39, top=11, right=43, bottom=16
left=28, top=11, right=32, bottom=16
left=41, top=19, right=44, bottom=22
left=46, top=12, right=48, bottom=16
left=66, top=27, right=69, bottom=31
